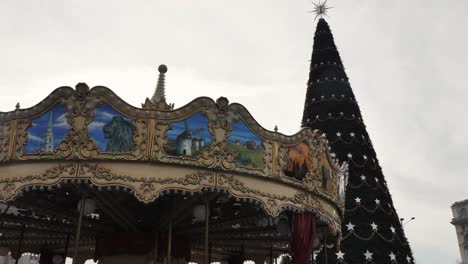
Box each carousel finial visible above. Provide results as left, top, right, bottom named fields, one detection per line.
left=15, top=102, right=20, bottom=110
left=152, top=64, right=168, bottom=103
left=144, top=64, right=172, bottom=110
left=310, top=0, right=332, bottom=20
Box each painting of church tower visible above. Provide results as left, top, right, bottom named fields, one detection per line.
left=24, top=104, right=70, bottom=154
left=40, top=112, right=54, bottom=152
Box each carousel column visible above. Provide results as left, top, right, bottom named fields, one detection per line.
left=153, top=231, right=159, bottom=264
left=204, top=198, right=209, bottom=264
left=167, top=212, right=172, bottom=264
left=64, top=233, right=71, bottom=259
left=14, top=224, right=25, bottom=264
left=72, top=196, right=86, bottom=264
left=208, top=242, right=212, bottom=264
left=269, top=246, right=273, bottom=264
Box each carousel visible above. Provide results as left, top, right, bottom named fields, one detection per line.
left=0, top=66, right=348, bottom=264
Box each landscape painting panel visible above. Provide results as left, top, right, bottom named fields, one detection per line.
left=227, top=119, right=265, bottom=169
left=164, top=112, right=212, bottom=157
left=24, top=104, right=70, bottom=153
left=284, top=143, right=312, bottom=181
left=88, top=103, right=135, bottom=153
left=165, top=112, right=211, bottom=157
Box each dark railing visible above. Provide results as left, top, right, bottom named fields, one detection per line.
left=452, top=216, right=468, bottom=225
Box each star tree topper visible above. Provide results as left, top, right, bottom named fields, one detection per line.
left=310, top=0, right=332, bottom=20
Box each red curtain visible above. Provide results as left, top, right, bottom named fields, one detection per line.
left=291, top=212, right=316, bottom=264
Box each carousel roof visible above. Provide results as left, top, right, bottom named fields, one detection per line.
left=0, top=66, right=348, bottom=259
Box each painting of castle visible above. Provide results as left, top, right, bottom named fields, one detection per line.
left=284, top=143, right=312, bottom=181
left=24, top=104, right=70, bottom=153
left=88, top=103, right=135, bottom=153
left=165, top=112, right=211, bottom=157
left=226, top=119, right=265, bottom=169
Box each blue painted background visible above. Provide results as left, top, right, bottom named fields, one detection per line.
left=24, top=104, right=70, bottom=153
left=167, top=112, right=212, bottom=143
left=88, top=103, right=134, bottom=151
left=227, top=119, right=262, bottom=145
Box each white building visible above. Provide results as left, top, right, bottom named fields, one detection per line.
left=451, top=199, right=468, bottom=264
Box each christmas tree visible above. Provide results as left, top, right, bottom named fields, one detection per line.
left=302, top=18, right=414, bottom=263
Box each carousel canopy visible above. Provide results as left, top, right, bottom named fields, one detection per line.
left=0, top=69, right=348, bottom=261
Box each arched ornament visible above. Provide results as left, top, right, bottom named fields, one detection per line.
left=0, top=84, right=348, bottom=235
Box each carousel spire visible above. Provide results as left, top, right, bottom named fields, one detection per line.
left=301, top=17, right=415, bottom=263
left=152, top=64, right=168, bottom=104
left=144, top=64, right=173, bottom=110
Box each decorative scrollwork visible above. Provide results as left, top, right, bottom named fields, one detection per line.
left=0, top=86, right=346, bottom=233
left=275, top=143, right=288, bottom=177
left=56, top=84, right=99, bottom=159
left=130, top=119, right=148, bottom=160
left=0, top=121, right=11, bottom=161
left=216, top=173, right=340, bottom=233
left=81, top=163, right=215, bottom=203
left=0, top=163, right=76, bottom=202
left=151, top=121, right=169, bottom=160
left=14, top=119, right=32, bottom=159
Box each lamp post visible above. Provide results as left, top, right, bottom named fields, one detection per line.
left=400, top=217, right=415, bottom=227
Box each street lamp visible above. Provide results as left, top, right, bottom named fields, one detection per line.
left=401, top=217, right=415, bottom=227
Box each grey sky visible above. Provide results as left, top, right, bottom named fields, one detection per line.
left=1, top=0, right=467, bottom=263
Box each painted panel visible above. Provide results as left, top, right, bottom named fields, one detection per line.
left=227, top=119, right=265, bottom=169
left=284, top=143, right=312, bottom=181
left=88, top=103, right=135, bottom=152
left=24, top=104, right=70, bottom=153
left=165, top=112, right=212, bottom=157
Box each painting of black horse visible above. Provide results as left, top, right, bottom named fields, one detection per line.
left=103, top=116, right=134, bottom=152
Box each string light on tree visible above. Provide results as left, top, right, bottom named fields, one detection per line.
left=336, top=250, right=345, bottom=260
left=346, top=222, right=355, bottom=231
left=364, top=250, right=373, bottom=260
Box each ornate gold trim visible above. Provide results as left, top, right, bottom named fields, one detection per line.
left=0, top=121, right=11, bottom=161
left=0, top=162, right=76, bottom=201
left=0, top=85, right=347, bottom=231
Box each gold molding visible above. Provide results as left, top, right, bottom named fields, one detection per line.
left=0, top=121, right=11, bottom=161
left=0, top=85, right=348, bottom=233
left=0, top=161, right=341, bottom=234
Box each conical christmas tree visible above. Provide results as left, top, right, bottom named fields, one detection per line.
left=302, top=18, right=414, bottom=263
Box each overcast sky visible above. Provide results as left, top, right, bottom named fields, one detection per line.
left=1, top=0, right=467, bottom=263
